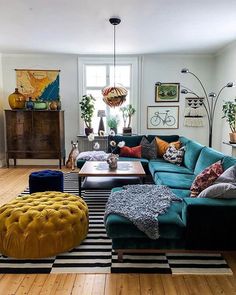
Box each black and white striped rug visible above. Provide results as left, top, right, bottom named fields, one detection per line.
left=0, top=173, right=232, bottom=275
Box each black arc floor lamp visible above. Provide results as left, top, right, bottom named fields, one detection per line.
left=181, top=68, right=235, bottom=147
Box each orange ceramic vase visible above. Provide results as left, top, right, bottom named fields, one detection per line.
left=8, top=88, right=26, bottom=109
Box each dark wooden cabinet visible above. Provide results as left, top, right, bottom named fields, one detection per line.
left=5, top=110, right=65, bottom=168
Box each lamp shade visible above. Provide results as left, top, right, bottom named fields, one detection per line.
left=102, top=85, right=127, bottom=107
left=227, top=82, right=235, bottom=87
left=181, top=68, right=189, bottom=73
left=97, top=110, right=106, bottom=117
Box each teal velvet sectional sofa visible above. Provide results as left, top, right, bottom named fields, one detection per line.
left=101, top=135, right=236, bottom=256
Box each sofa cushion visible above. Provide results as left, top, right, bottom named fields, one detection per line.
left=108, top=135, right=143, bottom=153
left=163, top=146, right=185, bottom=165
left=154, top=172, right=195, bottom=189
left=179, top=137, right=204, bottom=171
left=149, top=160, right=193, bottom=177
left=198, top=183, right=236, bottom=199
left=215, top=164, right=236, bottom=184
left=190, top=161, right=223, bottom=197
left=194, top=147, right=224, bottom=175
left=120, top=145, right=142, bottom=158
left=198, top=165, right=236, bottom=198
left=140, top=136, right=157, bottom=160
left=171, top=188, right=191, bottom=199
left=155, top=137, right=181, bottom=157
left=222, top=156, right=236, bottom=170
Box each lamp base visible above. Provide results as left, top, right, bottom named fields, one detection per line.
left=98, top=117, right=105, bottom=135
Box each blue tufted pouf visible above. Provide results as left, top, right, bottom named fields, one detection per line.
left=29, top=170, right=64, bottom=194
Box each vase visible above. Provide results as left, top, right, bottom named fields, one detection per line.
left=25, top=97, right=34, bottom=110
left=107, top=153, right=118, bottom=170
left=110, top=127, right=117, bottom=135
left=49, top=101, right=58, bottom=110
left=8, top=88, right=26, bottom=109
left=34, top=100, right=47, bottom=110
left=85, top=127, right=93, bottom=136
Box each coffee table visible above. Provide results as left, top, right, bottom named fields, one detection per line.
left=78, top=161, right=146, bottom=196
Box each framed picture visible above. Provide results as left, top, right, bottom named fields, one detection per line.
left=147, top=106, right=179, bottom=129
left=15, top=69, right=60, bottom=101
left=155, top=83, right=180, bottom=102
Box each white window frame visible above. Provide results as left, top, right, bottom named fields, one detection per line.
left=78, top=56, right=140, bottom=135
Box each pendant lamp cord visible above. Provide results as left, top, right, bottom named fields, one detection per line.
left=113, top=23, right=116, bottom=88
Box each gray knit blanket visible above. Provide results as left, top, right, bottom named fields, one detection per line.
left=104, top=185, right=182, bottom=240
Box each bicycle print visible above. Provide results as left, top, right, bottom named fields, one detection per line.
left=147, top=106, right=179, bottom=129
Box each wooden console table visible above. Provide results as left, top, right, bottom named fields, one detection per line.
left=77, top=135, right=108, bottom=152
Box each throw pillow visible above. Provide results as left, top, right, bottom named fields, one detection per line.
left=120, top=145, right=142, bottom=158
left=77, top=151, right=109, bottom=161
left=214, top=164, right=236, bottom=184
left=190, top=161, right=223, bottom=197
left=140, top=137, right=157, bottom=160
left=155, top=137, right=181, bottom=157
left=163, top=146, right=185, bottom=165
left=198, top=183, right=236, bottom=198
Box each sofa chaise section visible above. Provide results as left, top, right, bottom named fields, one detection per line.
left=104, top=135, right=236, bottom=256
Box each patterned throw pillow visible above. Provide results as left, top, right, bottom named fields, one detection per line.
left=120, top=145, right=142, bottom=158
left=155, top=137, right=181, bottom=157
left=163, top=146, right=185, bottom=165
left=140, top=137, right=157, bottom=160
left=190, top=161, right=223, bottom=197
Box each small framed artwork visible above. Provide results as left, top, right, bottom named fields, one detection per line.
left=147, top=106, right=179, bottom=129
left=155, top=83, right=180, bottom=102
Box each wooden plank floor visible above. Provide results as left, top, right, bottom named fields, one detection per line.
left=0, top=166, right=236, bottom=294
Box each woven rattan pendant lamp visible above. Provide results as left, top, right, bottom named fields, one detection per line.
left=102, top=17, right=128, bottom=107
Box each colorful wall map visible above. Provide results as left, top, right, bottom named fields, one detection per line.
left=16, top=69, right=60, bottom=101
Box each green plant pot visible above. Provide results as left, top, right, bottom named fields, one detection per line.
left=85, top=127, right=93, bottom=136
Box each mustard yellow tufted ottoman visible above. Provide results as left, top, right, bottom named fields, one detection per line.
left=0, top=192, right=89, bottom=258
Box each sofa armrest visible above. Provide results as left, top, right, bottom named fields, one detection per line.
left=182, top=197, right=236, bottom=250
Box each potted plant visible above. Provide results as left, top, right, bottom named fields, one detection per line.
left=222, top=100, right=236, bottom=143
left=120, top=104, right=136, bottom=135
left=79, top=94, right=95, bottom=135
left=107, top=115, right=119, bottom=134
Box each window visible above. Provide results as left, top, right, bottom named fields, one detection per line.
left=78, top=57, right=139, bottom=135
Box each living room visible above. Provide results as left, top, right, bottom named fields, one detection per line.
left=0, top=0, right=236, bottom=293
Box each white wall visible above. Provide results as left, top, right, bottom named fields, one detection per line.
left=215, top=41, right=236, bottom=155
left=1, top=54, right=79, bottom=165
left=140, top=54, right=215, bottom=145
left=0, top=52, right=219, bottom=166
left=0, top=54, right=5, bottom=167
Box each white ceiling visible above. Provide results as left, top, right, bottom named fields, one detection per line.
left=1, top=0, right=236, bottom=55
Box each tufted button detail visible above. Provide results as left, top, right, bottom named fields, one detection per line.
left=0, top=191, right=89, bottom=259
